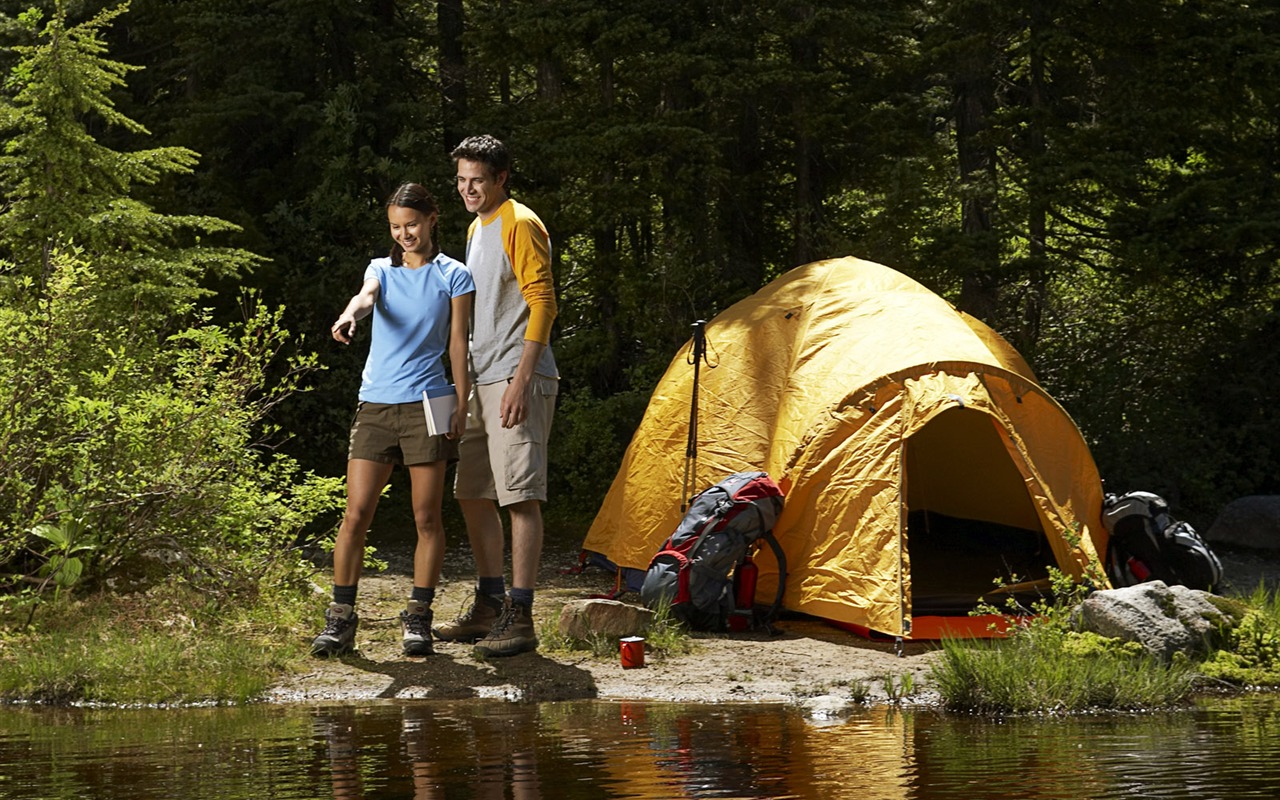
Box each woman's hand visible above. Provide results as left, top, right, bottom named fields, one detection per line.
left=448, top=402, right=467, bottom=440
left=331, top=313, right=357, bottom=343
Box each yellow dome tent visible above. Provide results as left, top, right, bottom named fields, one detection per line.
left=581, top=256, right=1107, bottom=639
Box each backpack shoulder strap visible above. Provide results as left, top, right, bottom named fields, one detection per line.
left=757, top=530, right=787, bottom=626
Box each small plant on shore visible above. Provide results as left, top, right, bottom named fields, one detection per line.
left=1200, top=585, right=1280, bottom=686
left=933, top=567, right=1197, bottom=713
left=643, top=597, right=694, bottom=657
left=882, top=672, right=916, bottom=703
left=846, top=679, right=871, bottom=703
left=536, top=596, right=693, bottom=659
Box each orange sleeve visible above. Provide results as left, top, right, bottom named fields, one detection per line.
left=508, top=214, right=557, bottom=345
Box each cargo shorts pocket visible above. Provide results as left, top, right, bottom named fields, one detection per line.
left=504, top=438, right=546, bottom=493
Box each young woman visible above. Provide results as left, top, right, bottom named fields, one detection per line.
left=312, top=183, right=474, bottom=657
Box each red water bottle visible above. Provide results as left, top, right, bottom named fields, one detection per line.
left=734, top=556, right=758, bottom=611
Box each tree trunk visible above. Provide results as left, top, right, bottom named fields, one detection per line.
left=438, top=0, right=467, bottom=149
left=953, top=39, right=1001, bottom=323
left=790, top=5, right=825, bottom=268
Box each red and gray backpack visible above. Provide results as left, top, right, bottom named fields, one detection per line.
left=640, top=471, right=786, bottom=631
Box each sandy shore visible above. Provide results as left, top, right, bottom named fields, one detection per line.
left=266, top=542, right=1277, bottom=708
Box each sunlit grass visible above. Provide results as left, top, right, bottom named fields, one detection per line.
left=931, top=564, right=1207, bottom=714
left=0, top=576, right=312, bottom=705
left=932, top=622, right=1197, bottom=713
left=538, top=595, right=694, bottom=659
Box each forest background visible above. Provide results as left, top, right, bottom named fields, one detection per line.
left=1, top=0, right=1277, bottom=603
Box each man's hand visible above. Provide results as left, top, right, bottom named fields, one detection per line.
left=499, top=376, right=532, bottom=428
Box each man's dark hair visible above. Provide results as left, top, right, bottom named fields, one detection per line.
left=451, top=134, right=512, bottom=177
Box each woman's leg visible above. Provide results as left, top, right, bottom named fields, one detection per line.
left=399, top=461, right=448, bottom=656
left=314, top=458, right=392, bottom=656
left=407, top=461, right=449, bottom=589
left=333, top=458, right=395, bottom=587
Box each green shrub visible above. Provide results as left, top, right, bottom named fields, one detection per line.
left=0, top=253, right=343, bottom=603
left=1200, top=586, right=1280, bottom=686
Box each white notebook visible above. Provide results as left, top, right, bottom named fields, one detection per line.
left=422, top=391, right=457, bottom=437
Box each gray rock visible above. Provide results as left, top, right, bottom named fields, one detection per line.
left=1074, top=581, right=1231, bottom=661
left=557, top=598, right=654, bottom=641
left=1206, top=496, right=1280, bottom=551
left=799, top=695, right=855, bottom=723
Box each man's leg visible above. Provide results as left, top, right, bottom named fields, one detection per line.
left=459, top=497, right=506, bottom=579
left=474, top=499, right=542, bottom=658
left=432, top=496, right=507, bottom=642
left=509, top=499, right=543, bottom=592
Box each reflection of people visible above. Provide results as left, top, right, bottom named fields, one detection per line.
left=434, top=135, right=559, bottom=658
left=402, top=704, right=542, bottom=800
left=311, top=183, right=474, bottom=658
left=316, top=707, right=364, bottom=799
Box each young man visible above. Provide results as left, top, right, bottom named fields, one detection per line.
left=433, top=134, right=558, bottom=657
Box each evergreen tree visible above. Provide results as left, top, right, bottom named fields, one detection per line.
left=0, top=2, right=340, bottom=599
left=0, top=1, right=257, bottom=322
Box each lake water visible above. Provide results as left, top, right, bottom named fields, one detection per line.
left=2, top=695, right=1278, bottom=799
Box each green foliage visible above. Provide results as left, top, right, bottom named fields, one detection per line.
left=0, top=571, right=314, bottom=704
left=0, top=1, right=259, bottom=323
left=1200, top=586, right=1280, bottom=686
left=28, top=517, right=98, bottom=594
left=938, top=567, right=1197, bottom=712
left=0, top=250, right=343, bottom=603
left=0, top=2, right=343, bottom=611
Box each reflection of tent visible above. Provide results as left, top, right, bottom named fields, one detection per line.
left=582, top=257, right=1107, bottom=638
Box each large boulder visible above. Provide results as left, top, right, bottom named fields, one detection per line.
left=1206, top=496, right=1280, bottom=551
left=1074, top=581, right=1233, bottom=661
left=557, top=598, right=653, bottom=641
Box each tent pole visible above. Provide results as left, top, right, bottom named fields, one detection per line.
left=897, top=436, right=910, bottom=641
left=681, top=320, right=708, bottom=513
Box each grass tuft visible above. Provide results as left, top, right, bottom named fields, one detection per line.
left=0, top=572, right=312, bottom=705
left=536, top=595, right=693, bottom=660
left=932, top=623, right=1196, bottom=713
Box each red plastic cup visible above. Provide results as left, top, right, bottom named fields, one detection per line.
left=620, top=636, right=645, bottom=669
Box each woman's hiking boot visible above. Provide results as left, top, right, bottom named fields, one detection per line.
left=311, top=602, right=358, bottom=656
left=400, top=600, right=434, bottom=657
left=432, top=590, right=504, bottom=643
left=473, top=598, right=538, bottom=658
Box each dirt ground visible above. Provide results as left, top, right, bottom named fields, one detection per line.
left=265, top=541, right=1280, bottom=709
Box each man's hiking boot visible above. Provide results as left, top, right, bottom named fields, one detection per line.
left=311, top=602, right=358, bottom=656
left=432, top=590, right=504, bottom=643
left=400, top=600, right=434, bottom=657
left=473, top=598, right=538, bottom=658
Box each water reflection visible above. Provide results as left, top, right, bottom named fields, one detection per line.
left=3, top=696, right=1280, bottom=799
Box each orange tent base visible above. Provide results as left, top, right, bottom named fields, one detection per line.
left=833, top=614, right=1021, bottom=641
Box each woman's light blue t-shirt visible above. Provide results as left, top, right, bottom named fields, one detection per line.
left=358, top=254, right=474, bottom=404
